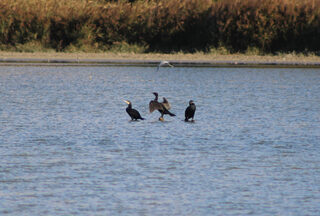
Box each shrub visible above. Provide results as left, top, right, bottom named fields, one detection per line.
left=0, top=0, right=319, bottom=53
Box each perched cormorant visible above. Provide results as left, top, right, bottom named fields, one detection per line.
left=157, top=60, right=174, bottom=71
left=185, top=100, right=196, bottom=122
left=124, top=100, right=145, bottom=121
left=149, top=92, right=176, bottom=121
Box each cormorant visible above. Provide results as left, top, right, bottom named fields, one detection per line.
left=157, top=60, right=174, bottom=71
left=124, top=100, right=145, bottom=121
left=185, top=100, right=196, bottom=122
left=149, top=92, right=176, bottom=121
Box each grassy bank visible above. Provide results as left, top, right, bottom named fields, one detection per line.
left=0, top=0, right=320, bottom=54
left=1, top=51, right=320, bottom=66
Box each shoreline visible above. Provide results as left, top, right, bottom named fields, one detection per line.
left=1, top=52, right=320, bottom=67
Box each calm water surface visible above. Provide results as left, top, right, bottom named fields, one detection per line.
left=0, top=66, right=319, bottom=215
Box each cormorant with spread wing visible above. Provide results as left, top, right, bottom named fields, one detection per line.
left=149, top=92, right=175, bottom=121
left=124, top=100, right=145, bottom=121
left=185, top=100, right=196, bottom=122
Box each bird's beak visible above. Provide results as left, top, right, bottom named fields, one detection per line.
left=123, top=100, right=130, bottom=104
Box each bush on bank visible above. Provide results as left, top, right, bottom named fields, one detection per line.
left=0, top=0, right=319, bottom=54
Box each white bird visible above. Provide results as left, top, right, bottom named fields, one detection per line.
left=157, top=60, right=174, bottom=71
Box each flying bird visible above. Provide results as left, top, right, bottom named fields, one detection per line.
left=149, top=92, right=175, bottom=121
left=157, top=60, right=174, bottom=71
left=185, top=100, right=196, bottom=122
left=124, top=100, right=145, bottom=121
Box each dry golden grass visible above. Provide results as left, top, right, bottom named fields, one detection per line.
left=0, top=0, right=320, bottom=53
left=1, top=51, right=320, bottom=65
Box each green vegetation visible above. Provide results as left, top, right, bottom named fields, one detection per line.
left=0, top=0, right=319, bottom=54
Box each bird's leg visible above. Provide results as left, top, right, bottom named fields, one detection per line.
left=159, top=113, right=164, bottom=121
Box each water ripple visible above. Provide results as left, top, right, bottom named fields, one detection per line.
left=0, top=66, right=320, bottom=215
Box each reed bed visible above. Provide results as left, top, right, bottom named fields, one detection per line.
left=0, top=0, right=319, bottom=53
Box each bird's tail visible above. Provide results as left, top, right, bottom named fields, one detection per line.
left=167, top=111, right=176, bottom=116
left=162, top=108, right=176, bottom=117
left=140, top=117, right=146, bottom=120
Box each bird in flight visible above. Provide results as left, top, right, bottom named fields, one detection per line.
left=157, top=60, right=174, bottom=71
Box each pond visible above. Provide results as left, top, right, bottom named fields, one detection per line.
left=0, top=65, right=320, bottom=215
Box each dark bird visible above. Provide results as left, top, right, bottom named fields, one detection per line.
left=149, top=92, right=175, bottom=121
left=124, top=100, right=145, bottom=121
left=185, top=100, right=196, bottom=122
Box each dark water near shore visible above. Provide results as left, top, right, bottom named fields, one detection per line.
left=0, top=66, right=320, bottom=215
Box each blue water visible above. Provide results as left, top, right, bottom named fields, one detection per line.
left=0, top=66, right=319, bottom=215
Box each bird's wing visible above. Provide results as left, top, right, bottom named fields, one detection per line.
left=131, top=109, right=142, bottom=118
left=149, top=101, right=163, bottom=113
left=162, top=97, right=171, bottom=110
left=185, top=106, right=191, bottom=117
left=168, top=62, right=174, bottom=67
